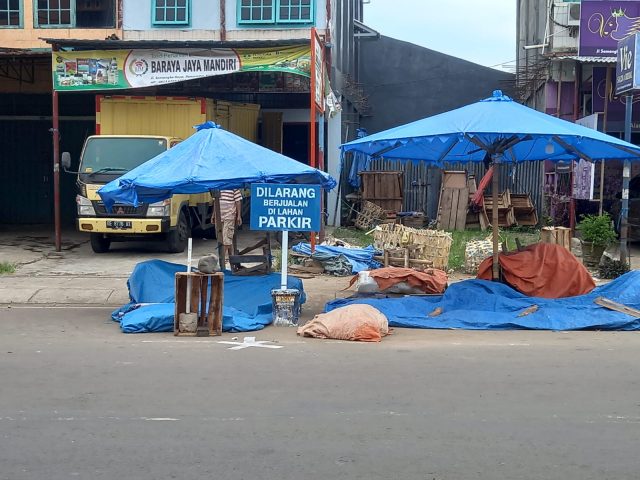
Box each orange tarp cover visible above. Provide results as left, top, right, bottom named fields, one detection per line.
left=477, top=243, right=595, bottom=298
left=350, top=267, right=449, bottom=294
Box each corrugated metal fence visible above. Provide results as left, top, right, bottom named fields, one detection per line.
left=340, top=154, right=544, bottom=224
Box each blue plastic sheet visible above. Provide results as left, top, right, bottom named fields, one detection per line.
left=292, top=243, right=381, bottom=273
left=99, top=122, right=335, bottom=210
left=325, top=272, right=640, bottom=331
left=346, top=128, right=371, bottom=188
left=341, top=90, right=640, bottom=164
left=112, top=260, right=305, bottom=333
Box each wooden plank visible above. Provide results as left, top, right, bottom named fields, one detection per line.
left=454, top=187, right=469, bottom=231
left=442, top=171, right=467, bottom=189
left=595, top=296, right=640, bottom=318
left=438, top=188, right=454, bottom=229
left=449, top=188, right=460, bottom=230
left=208, top=274, right=223, bottom=335
left=479, top=207, right=489, bottom=231
left=229, top=254, right=269, bottom=264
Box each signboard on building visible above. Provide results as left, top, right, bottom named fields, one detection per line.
left=250, top=184, right=321, bottom=232
left=52, top=45, right=311, bottom=91
left=616, top=33, right=640, bottom=94
left=312, top=30, right=325, bottom=112
left=579, top=1, right=640, bottom=57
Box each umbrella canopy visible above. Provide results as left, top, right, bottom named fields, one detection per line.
left=341, top=90, right=640, bottom=281
left=99, top=122, right=336, bottom=209
left=341, top=90, right=640, bottom=163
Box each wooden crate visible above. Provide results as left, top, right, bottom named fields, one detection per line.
left=541, top=227, right=571, bottom=251
left=511, top=193, right=538, bottom=226
left=360, top=171, right=404, bottom=213
left=174, top=272, right=224, bottom=336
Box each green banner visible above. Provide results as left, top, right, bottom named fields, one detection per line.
left=53, top=45, right=311, bottom=91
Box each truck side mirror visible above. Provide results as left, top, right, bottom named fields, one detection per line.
left=61, top=152, right=71, bottom=170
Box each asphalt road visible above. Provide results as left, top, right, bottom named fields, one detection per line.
left=1, top=307, right=640, bottom=480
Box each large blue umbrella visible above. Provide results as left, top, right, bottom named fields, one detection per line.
left=98, top=122, right=336, bottom=210
left=341, top=90, right=640, bottom=278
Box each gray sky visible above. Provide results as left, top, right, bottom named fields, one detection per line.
left=362, top=0, right=517, bottom=71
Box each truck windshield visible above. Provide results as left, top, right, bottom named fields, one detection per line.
left=80, top=137, right=167, bottom=173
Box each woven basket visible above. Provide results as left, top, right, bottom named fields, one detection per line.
left=355, top=200, right=387, bottom=230
left=373, top=224, right=452, bottom=270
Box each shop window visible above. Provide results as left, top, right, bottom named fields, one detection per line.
left=35, top=0, right=72, bottom=27
left=153, top=0, right=190, bottom=26
left=76, top=0, right=115, bottom=28
left=34, top=0, right=115, bottom=28
left=238, top=0, right=313, bottom=25
left=0, top=0, right=22, bottom=27
left=277, top=0, right=311, bottom=23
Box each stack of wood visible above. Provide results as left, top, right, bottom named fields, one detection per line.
left=437, top=170, right=538, bottom=231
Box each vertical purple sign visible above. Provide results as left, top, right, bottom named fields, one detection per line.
left=579, top=1, right=640, bottom=57
left=616, top=34, right=639, bottom=94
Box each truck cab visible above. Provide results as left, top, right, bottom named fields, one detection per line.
left=73, top=134, right=213, bottom=253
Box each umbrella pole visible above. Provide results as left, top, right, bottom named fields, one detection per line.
left=492, top=160, right=500, bottom=281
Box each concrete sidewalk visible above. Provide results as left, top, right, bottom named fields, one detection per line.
left=0, top=275, right=130, bottom=305
left=0, top=226, right=344, bottom=308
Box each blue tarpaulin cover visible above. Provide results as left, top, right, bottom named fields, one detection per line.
left=346, top=128, right=371, bottom=188
left=112, top=260, right=305, bottom=333
left=325, top=272, right=640, bottom=331
left=99, top=122, right=336, bottom=210
left=341, top=90, right=640, bottom=164
left=292, top=243, right=381, bottom=273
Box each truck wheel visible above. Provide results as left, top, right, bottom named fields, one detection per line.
left=90, top=234, right=111, bottom=253
left=167, top=210, right=189, bottom=253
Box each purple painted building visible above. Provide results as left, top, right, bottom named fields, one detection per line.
left=517, top=0, right=640, bottom=226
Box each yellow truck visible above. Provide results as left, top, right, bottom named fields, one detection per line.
left=64, top=96, right=260, bottom=253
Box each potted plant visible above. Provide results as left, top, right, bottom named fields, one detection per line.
left=577, top=213, right=617, bottom=267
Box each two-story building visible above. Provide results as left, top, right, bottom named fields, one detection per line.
left=517, top=0, right=640, bottom=226
left=1, top=0, right=340, bottom=231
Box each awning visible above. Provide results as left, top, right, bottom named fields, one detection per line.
left=42, top=38, right=309, bottom=51
left=551, top=55, right=616, bottom=64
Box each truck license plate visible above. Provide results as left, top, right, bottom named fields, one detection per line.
left=106, top=221, right=132, bottom=229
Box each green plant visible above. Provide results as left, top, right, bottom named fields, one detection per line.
left=0, top=261, right=16, bottom=274
left=577, top=214, right=617, bottom=246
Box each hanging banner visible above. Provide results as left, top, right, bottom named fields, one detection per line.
left=311, top=30, right=324, bottom=112
left=52, top=45, right=311, bottom=91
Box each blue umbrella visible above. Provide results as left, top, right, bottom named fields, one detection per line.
left=341, top=90, right=640, bottom=278
left=98, top=122, right=336, bottom=210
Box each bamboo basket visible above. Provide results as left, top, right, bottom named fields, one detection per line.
left=373, top=224, right=453, bottom=270
left=355, top=200, right=388, bottom=230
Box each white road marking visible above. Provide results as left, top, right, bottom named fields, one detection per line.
left=218, top=337, right=283, bottom=350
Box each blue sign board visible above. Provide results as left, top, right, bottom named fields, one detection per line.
left=250, top=184, right=321, bottom=231
left=616, top=34, right=640, bottom=95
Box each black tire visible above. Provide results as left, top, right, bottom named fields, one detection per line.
left=90, top=233, right=111, bottom=253
left=167, top=209, right=190, bottom=253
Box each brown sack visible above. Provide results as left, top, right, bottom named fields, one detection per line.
left=297, top=304, right=389, bottom=342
